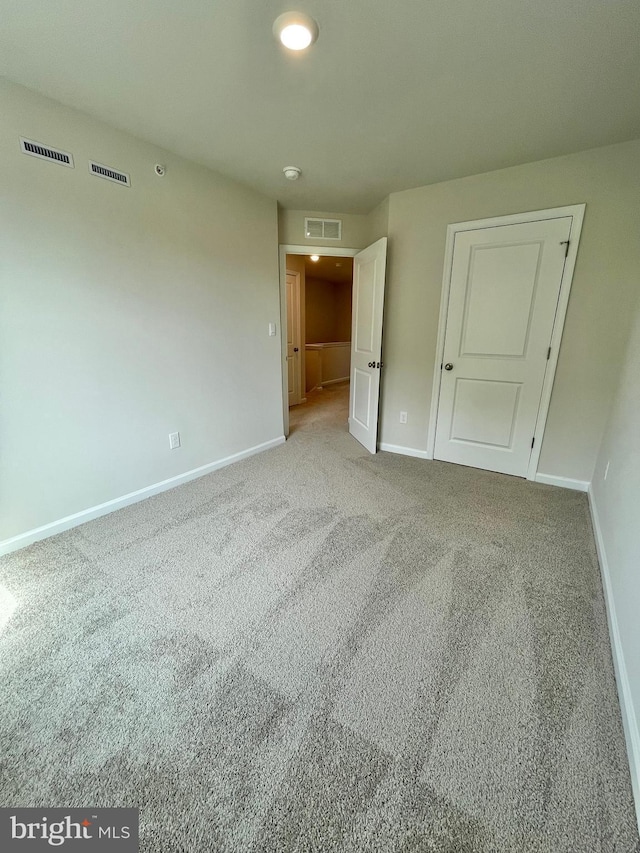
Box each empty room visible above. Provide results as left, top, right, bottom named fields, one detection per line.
left=1, top=1, right=639, bottom=851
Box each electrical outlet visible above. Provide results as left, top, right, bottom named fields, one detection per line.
left=604, top=460, right=610, bottom=480
left=399, top=411, right=408, bottom=424
left=169, top=431, right=181, bottom=450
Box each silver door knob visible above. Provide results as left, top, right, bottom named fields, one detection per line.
left=444, top=363, right=454, bottom=371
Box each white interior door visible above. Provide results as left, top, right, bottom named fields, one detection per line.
left=349, top=237, right=388, bottom=453
left=434, top=217, right=572, bottom=477
left=286, top=271, right=301, bottom=406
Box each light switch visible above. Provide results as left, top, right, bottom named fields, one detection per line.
left=268, top=322, right=277, bottom=336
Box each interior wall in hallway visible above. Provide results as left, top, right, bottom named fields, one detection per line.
left=305, top=278, right=352, bottom=343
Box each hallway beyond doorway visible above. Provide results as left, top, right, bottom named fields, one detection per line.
left=289, top=381, right=349, bottom=437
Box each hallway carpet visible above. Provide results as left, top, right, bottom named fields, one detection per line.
left=1, top=384, right=638, bottom=852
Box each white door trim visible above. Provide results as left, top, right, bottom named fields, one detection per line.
left=285, top=269, right=303, bottom=406
left=278, top=244, right=360, bottom=437
left=280, top=244, right=359, bottom=258
left=426, top=204, right=586, bottom=480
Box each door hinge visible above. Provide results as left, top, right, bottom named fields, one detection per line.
left=547, top=346, right=551, bottom=360
left=531, top=437, right=535, bottom=449
left=560, top=240, right=570, bottom=258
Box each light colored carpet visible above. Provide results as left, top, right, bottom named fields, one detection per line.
left=1, top=382, right=638, bottom=852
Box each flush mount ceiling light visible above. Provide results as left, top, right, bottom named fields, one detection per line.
left=273, top=12, right=319, bottom=51
left=283, top=165, right=302, bottom=180
left=310, top=254, right=320, bottom=262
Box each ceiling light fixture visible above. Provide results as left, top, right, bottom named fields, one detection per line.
left=273, top=12, right=319, bottom=51
left=310, top=255, right=320, bottom=262
left=283, top=165, right=301, bottom=180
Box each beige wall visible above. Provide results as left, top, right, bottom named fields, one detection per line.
left=279, top=201, right=389, bottom=251
left=591, top=297, right=640, bottom=809
left=279, top=208, right=370, bottom=249
left=368, top=197, right=390, bottom=243
left=380, top=139, right=640, bottom=482
left=0, top=79, right=283, bottom=544
left=335, top=283, right=353, bottom=342
left=305, top=278, right=352, bottom=343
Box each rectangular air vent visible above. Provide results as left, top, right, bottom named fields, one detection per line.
left=20, top=137, right=74, bottom=167
left=304, top=217, right=342, bottom=240
left=89, top=161, right=131, bottom=187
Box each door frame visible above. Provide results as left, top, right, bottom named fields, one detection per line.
left=279, top=244, right=359, bottom=437
left=285, top=269, right=303, bottom=407
left=426, top=204, right=586, bottom=481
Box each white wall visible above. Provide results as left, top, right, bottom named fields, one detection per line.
left=590, top=298, right=640, bottom=821
left=0, top=79, right=283, bottom=546
left=367, top=197, right=389, bottom=244
left=379, top=140, right=640, bottom=482
left=278, top=208, right=370, bottom=249
left=278, top=202, right=389, bottom=251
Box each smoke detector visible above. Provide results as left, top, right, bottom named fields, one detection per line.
left=283, top=166, right=301, bottom=181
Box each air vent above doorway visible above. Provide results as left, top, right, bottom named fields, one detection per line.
left=304, top=217, right=342, bottom=240
left=89, top=161, right=131, bottom=187
left=20, top=137, right=74, bottom=168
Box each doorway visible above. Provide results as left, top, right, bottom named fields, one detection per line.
left=428, top=205, right=585, bottom=479
left=284, top=251, right=354, bottom=431
left=279, top=239, right=388, bottom=451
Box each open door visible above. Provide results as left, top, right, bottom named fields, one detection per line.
left=348, top=237, right=388, bottom=453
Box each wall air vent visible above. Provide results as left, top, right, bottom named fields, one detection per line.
left=89, top=161, right=131, bottom=187
left=304, top=217, right=342, bottom=240
left=20, top=137, right=74, bottom=167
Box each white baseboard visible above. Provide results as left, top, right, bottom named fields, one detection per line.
left=319, top=376, right=349, bottom=388
left=0, top=436, right=286, bottom=557
left=588, top=485, right=640, bottom=829
left=534, top=472, right=590, bottom=492
left=378, top=442, right=432, bottom=460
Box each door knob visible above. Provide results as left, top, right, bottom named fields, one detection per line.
left=444, top=363, right=454, bottom=371
left=294, top=347, right=299, bottom=352
left=368, top=361, right=374, bottom=368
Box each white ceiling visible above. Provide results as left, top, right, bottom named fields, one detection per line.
left=2, top=0, right=639, bottom=213
left=303, top=256, right=353, bottom=284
